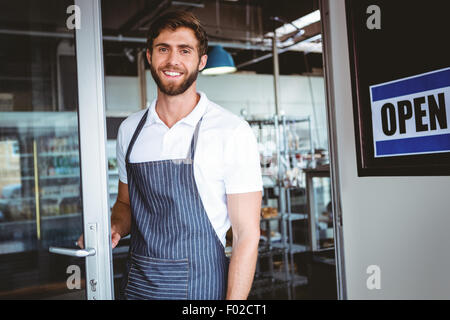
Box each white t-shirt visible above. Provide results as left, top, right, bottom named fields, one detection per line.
left=116, top=91, right=263, bottom=247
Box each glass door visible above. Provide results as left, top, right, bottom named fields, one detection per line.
left=0, top=0, right=113, bottom=299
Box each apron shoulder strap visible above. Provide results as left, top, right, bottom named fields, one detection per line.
left=187, top=116, right=203, bottom=161
left=125, top=109, right=149, bottom=164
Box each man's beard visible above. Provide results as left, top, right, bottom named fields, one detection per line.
left=150, top=63, right=199, bottom=96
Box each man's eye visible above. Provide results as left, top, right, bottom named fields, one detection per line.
left=159, top=47, right=168, bottom=53
left=181, top=49, right=190, bottom=54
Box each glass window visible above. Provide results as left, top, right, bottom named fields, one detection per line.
left=0, top=0, right=86, bottom=299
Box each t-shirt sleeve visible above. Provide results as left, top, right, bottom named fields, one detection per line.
left=223, top=121, right=263, bottom=194
left=116, top=123, right=128, bottom=184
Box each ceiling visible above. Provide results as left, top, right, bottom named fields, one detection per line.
left=0, top=0, right=323, bottom=76
left=101, top=0, right=323, bottom=76
left=101, top=0, right=321, bottom=49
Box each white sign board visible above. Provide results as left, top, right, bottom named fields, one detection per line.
left=370, top=67, right=450, bottom=158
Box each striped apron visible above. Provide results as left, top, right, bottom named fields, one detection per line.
left=121, top=109, right=229, bottom=300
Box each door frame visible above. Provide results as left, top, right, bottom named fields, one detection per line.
left=75, top=0, right=114, bottom=300
left=319, top=0, right=348, bottom=300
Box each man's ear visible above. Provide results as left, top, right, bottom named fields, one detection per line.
left=146, top=49, right=152, bottom=65
left=198, top=54, right=208, bottom=71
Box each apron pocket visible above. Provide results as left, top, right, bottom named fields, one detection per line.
left=125, top=253, right=189, bottom=300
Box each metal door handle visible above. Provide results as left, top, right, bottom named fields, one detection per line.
left=49, top=246, right=96, bottom=258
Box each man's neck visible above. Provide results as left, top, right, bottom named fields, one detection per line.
left=155, top=86, right=200, bottom=128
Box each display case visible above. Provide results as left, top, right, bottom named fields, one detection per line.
left=247, top=115, right=323, bottom=299
left=104, top=117, right=132, bottom=293
left=105, top=116, right=128, bottom=209
left=304, top=165, right=334, bottom=252
left=106, top=139, right=119, bottom=207
left=0, top=112, right=85, bottom=296
left=0, top=112, right=83, bottom=253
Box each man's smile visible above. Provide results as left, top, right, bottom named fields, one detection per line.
left=162, top=70, right=183, bottom=78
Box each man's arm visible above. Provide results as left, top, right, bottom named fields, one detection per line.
left=110, top=181, right=132, bottom=248
left=226, top=191, right=262, bottom=300
left=77, top=181, right=131, bottom=249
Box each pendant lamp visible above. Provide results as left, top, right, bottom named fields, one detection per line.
left=202, top=45, right=237, bottom=75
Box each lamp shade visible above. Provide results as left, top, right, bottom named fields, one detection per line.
left=202, top=45, right=237, bottom=75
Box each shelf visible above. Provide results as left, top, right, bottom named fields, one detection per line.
left=5, top=174, right=81, bottom=180
left=267, top=272, right=308, bottom=286
left=1, top=176, right=34, bottom=181
left=0, top=241, right=26, bottom=255
left=290, top=274, right=309, bottom=286
left=249, top=277, right=290, bottom=296
left=251, top=272, right=308, bottom=295
left=41, top=193, right=79, bottom=199
left=1, top=152, right=79, bottom=158
left=0, top=193, right=80, bottom=202
left=272, top=243, right=308, bottom=254
left=0, top=153, right=32, bottom=158
left=280, top=149, right=312, bottom=155
left=38, top=151, right=79, bottom=157
left=40, top=213, right=81, bottom=221
left=258, top=246, right=285, bottom=257
left=0, top=212, right=81, bottom=227
left=258, top=243, right=308, bottom=256
left=40, top=174, right=80, bottom=180
left=247, top=117, right=310, bottom=126
left=260, top=215, right=281, bottom=221
left=284, top=213, right=307, bottom=221
left=283, top=185, right=308, bottom=190
left=313, top=256, right=336, bottom=266
left=261, top=212, right=307, bottom=222
left=251, top=114, right=315, bottom=297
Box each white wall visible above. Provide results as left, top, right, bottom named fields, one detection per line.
left=197, top=73, right=328, bottom=150
left=104, top=76, right=140, bottom=116
left=104, top=71, right=329, bottom=150
left=326, top=0, right=450, bottom=299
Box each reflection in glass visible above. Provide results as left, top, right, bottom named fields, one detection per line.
left=312, top=177, right=333, bottom=249
left=0, top=0, right=85, bottom=299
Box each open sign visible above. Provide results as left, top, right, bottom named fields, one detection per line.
left=370, top=67, right=450, bottom=157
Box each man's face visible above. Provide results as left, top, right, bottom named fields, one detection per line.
left=147, top=27, right=207, bottom=96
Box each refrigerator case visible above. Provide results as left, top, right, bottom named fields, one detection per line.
left=105, top=116, right=127, bottom=208
left=106, top=139, right=119, bottom=207
left=0, top=112, right=83, bottom=254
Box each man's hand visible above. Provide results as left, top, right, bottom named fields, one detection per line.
left=111, top=227, right=121, bottom=248
left=77, top=182, right=131, bottom=250
left=76, top=226, right=122, bottom=249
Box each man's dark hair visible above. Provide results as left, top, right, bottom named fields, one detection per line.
left=146, top=11, right=208, bottom=57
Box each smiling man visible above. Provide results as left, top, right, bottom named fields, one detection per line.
left=112, top=11, right=262, bottom=300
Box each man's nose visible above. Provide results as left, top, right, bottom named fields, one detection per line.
left=166, top=50, right=180, bottom=66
